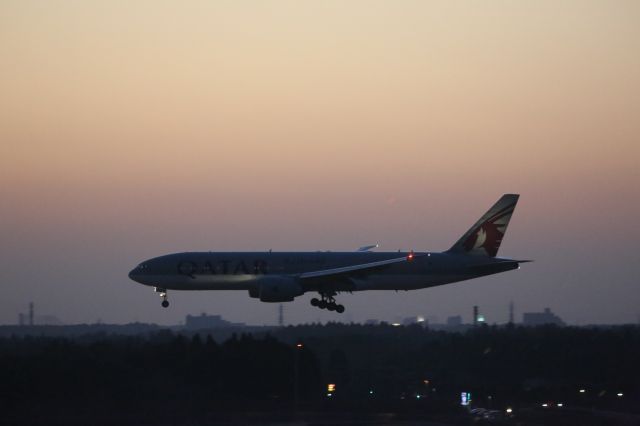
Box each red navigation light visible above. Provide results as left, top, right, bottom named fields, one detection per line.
left=407, top=250, right=414, bottom=261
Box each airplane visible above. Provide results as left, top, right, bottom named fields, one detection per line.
left=129, top=194, right=528, bottom=313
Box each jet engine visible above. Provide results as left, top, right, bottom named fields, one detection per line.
left=248, top=277, right=304, bottom=302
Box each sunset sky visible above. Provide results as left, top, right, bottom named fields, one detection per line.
left=1, top=0, right=639, bottom=326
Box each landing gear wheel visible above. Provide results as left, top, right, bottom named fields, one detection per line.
left=155, top=287, right=169, bottom=308
left=312, top=290, right=346, bottom=313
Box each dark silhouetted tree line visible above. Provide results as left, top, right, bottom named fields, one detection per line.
left=0, top=324, right=638, bottom=424
left=0, top=332, right=320, bottom=424
left=271, top=323, right=639, bottom=411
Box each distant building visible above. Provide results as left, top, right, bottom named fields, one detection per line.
left=446, top=315, right=463, bottom=327
left=185, top=313, right=245, bottom=329
left=522, top=308, right=565, bottom=326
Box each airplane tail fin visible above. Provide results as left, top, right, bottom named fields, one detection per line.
left=448, top=194, right=520, bottom=257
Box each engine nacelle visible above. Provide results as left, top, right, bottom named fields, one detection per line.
left=248, top=277, right=304, bottom=302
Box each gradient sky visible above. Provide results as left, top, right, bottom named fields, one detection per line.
left=1, top=0, right=639, bottom=326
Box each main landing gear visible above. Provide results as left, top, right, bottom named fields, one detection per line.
left=310, top=292, right=345, bottom=313
left=155, top=287, right=169, bottom=308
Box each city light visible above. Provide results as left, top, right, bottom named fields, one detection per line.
left=617, top=393, right=624, bottom=397
left=579, top=389, right=586, bottom=393
left=506, top=408, right=513, bottom=414
left=327, top=383, right=336, bottom=392
left=542, top=403, right=548, bottom=407
left=557, top=403, right=563, bottom=407
left=391, top=323, right=401, bottom=327
left=460, top=392, right=472, bottom=406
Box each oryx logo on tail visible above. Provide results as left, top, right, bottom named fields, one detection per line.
left=449, top=194, right=520, bottom=258
left=462, top=204, right=515, bottom=256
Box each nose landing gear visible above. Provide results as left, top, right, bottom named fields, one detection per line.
left=155, top=287, right=170, bottom=308
left=310, top=292, right=345, bottom=313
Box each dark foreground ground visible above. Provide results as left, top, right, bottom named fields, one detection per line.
left=1, top=323, right=639, bottom=425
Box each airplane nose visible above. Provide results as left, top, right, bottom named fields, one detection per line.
left=128, top=268, right=140, bottom=282
left=129, top=262, right=153, bottom=285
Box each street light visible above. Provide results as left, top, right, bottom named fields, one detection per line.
left=293, top=343, right=303, bottom=408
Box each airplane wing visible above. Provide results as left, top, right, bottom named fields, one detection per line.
left=298, top=253, right=419, bottom=280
